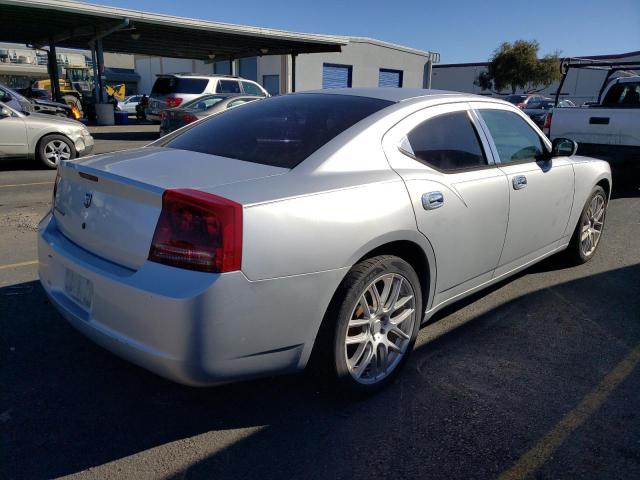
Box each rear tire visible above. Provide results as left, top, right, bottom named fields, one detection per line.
left=62, top=94, right=83, bottom=117
left=313, top=255, right=422, bottom=396
left=565, top=185, right=607, bottom=264
left=37, top=134, right=76, bottom=169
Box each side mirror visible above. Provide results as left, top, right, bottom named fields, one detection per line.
left=0, top=106, right=12, bottom=118
left=552, top=137, right=578, bottom=157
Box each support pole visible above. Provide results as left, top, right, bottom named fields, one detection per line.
left=96, top=38, right=105, bottom=103
left=424, top=59, right=433, bottom=89
left=291, top=53, right=297, bottom=92
left=90, top=44, right=99, bottom=104
left=47, top=39, right=62, bottom=103
left=229, top=58, right=235, bottom=76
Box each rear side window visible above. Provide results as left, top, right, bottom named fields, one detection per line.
left=151, top=78, right=208, bottom=95
left=241, top=81, right=263, bottom=96
left=602, top=82, right=640, bottom=106
left=479, top=109, right=545, bottom=163
left=402, top=111, right=487, bottom=171
left=163, top=94, right=393, bottom=168
left=216, top=80, right=241, bottom=94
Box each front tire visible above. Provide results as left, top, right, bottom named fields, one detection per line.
left=565, top=185, right=607, bottom=264
left=37, top=134, right=76, bottom=169
left=314, top=255, right=422, bottom=395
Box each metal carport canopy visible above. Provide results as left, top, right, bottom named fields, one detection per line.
left=0, top=0, right=347, bottom=59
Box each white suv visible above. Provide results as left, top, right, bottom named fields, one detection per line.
left=146, top=74, right=269, bottom=122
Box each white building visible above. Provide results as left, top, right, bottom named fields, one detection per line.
left=432, top=51, right=640, bottom=105
left=135, top=37, right=440, bottom=95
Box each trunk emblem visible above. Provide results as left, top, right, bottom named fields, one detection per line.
left=84, top=192, right=93, bottom=208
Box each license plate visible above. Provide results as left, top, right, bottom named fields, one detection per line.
left=64, top=269, right=93, bottom=310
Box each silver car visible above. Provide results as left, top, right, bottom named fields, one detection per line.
left=0, top=102, right=94, bottom=168
left=159, top=94, right=261, bottom=136
left=38, top=89, right=611, bottom=394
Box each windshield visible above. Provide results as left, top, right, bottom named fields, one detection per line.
left=67, top=68, right=91, bottom=82
left=151, top=77, right=208, bottom=96
left=163, top=93, right=394, bottom=168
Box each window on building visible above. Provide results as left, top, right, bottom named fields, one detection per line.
left=322, top=64, right=353, bottom=89
left=238, top=57, right=258, bottom=82
left=378, top=69, right=403, bottom=88
left=479, top=109, right=546, bottom=163
left=402, top=111, right=487, bottom=171
left=262, top=75, right=280, bottom=96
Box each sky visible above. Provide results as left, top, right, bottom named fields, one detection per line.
left=79, top=0, right=640, bottom=63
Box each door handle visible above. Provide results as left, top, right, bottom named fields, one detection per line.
left=512, top=175, right=527, bottom=190
left=422, top=191, right=444, bottom=210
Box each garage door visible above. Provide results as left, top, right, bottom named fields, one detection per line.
left=379, top=69, right=403, bottom=88
left=322, top=64, right=352, bottom=89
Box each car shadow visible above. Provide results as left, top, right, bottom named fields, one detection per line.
left=2, top=263, right=639, bottom=479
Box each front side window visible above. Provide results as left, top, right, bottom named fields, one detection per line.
left=216, top=80, right=241, bottom=94
left=402, top=111, right=487, bottom=171
left=241, top=81, right=263, bottom=96
left=163, top=94, right=393, bottom=168
left=479, top=109, right=546, bottom=164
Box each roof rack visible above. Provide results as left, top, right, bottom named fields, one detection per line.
left=555, top=58, right=640, bottom=106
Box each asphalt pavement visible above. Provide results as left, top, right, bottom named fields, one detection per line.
left=1, top=131, right=639, bottom=479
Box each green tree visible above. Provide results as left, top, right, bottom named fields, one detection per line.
left=474, top=40, right=561, bottom=94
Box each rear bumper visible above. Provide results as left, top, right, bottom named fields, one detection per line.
left=38, top=213, right=345, bottom=386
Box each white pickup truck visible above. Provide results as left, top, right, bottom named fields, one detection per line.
left=548, top=75, right=640, bottom=165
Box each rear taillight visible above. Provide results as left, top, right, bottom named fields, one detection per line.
left=52, top=172, right=61, bottom=208
left=148, top=189, right=242, bottom=273
left=516, top=102, right=525, bottom=109
left=181, top=113, right=198, bottom=124
left=166, top=96, right=183, bottom=108
left=544, top=112, right=552, bottom=131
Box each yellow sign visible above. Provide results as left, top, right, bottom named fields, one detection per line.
left=106, top=84, right=126, bottom=101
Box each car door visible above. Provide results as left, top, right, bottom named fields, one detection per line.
left=473, top=103, right=574, bottom=276
left=0, top=105, right=28, bottom=158
left=383, top=103, right=509, bottom=305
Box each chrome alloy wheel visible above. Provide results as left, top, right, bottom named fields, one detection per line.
left=580, top=192, right=606, bottom=257
left=44, top=139, right=72, bottom=165
left=344, top=273, right=416, bottom=384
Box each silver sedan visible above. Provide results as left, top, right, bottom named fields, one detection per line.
left=38, top=89, right=611, bottom=394
left=0, top=101, right=94, bottom=168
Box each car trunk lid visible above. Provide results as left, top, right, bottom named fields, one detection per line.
left=54, top=147, right=287, bottom=270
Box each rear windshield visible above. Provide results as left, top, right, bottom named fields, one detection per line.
left=162, top=94, right=393, bottom=168
left=505, top=95, right=527, bottom=104
left=151, top=77, right=208, bottom=95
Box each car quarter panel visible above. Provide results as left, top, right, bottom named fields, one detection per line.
left=564, top=156, right=612, bottom=238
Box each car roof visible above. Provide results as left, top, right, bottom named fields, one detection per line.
left=292, top=87, right=470, bottom=103
left=290, top=87, right=518, bottom=106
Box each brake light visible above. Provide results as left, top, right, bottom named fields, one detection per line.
left=166, top=96, right=183, bottom=108
left=52, top=172, right=61, bottom=208
left=181, top=113, right=198, bottom=124
left=148, top=189, right=242, bottom=273
left=544, top=111, right=552, bottom=131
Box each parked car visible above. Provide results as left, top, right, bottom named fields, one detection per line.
left=146, top=74, right=269, bottom=122
left=1, top=84, right=75, bottom=118
left=16, top=87, right=51, bottom=101
left=0, top=101, right=93, bottom=168
left=503, top=93, right=548, bottom=109
left=117, top=95, right=143, bottom=115
left=159, top=94, right=262, bottom=136
left=548, top=74, right=640, bottom=165
left=523, top=99, right=575, bottom=128
left=0, top=84, right=34, bottom=113
left=39, top=89, right=611, bottom=394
